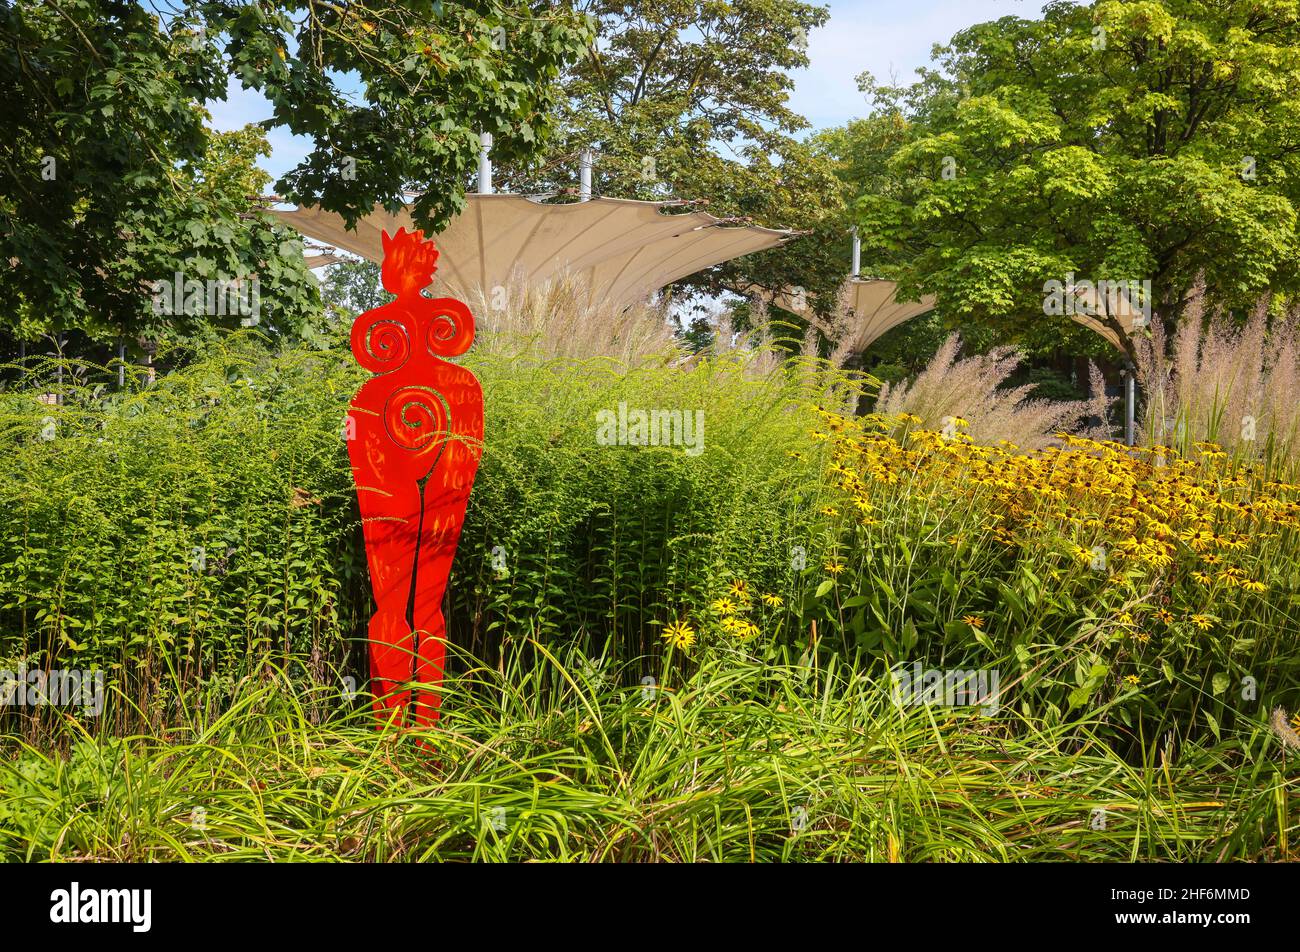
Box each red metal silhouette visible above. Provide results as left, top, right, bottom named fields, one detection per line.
left=347, top=227, right=483, bottom=731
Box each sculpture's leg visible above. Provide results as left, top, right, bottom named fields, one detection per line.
left=409, top=485, right=471, bottom=731
left=368, top=602, right=415, bottom=724
left=355, top=482, right=424, bottom=728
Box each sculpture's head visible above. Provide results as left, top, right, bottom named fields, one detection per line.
left=380, top=227, right=440, bottom=297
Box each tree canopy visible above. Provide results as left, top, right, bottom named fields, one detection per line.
left=848, top=0, right=1300, bottom=357
left=0, top=0, right=590, bottom=344
left=496, top=0, right=855, bottom=311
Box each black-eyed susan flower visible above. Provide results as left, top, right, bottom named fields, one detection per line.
left=661, top=619, right=695, bottom=651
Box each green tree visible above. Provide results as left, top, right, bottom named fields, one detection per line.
left=849, top=0, right=1300, bottom=358
left=320, top=257, right=389, bottom=321
left=497, top=0, right=852, bottom=310
left=0, top=0, right=590, bottom=345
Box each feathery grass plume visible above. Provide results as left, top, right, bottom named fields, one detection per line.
left=1135, top=285, right=1300, bottom=465
left=827, top=280, right=860, bottom=369
left=800, top=324, right=820, bottom=361
left=1271, top=707, right=1300, bottom=751
left=1082, top=360, right=1116, bottom=441
left=826, top=278, right=896, bottom=369
left=874, top=333, right=1092, bottom=450
left=469, top=269, right=680, bottom=364
left=748, top=292, right=772, bottom=343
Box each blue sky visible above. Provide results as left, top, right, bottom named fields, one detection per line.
left=788, top=0, right=1053, bottom=131
left=210, top=0, right=1055, bottom=183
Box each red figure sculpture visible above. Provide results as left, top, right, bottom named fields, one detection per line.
left=347, top=227, right=483, bottom=731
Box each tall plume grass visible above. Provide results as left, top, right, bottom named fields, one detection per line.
left=1135, top=287, right=1300, bottom=466
left=468, top=271, right=681, bottom=364
left=874, top=333, right=1107, bottom=449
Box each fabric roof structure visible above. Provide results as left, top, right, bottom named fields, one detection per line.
left=272, top=193, right=796, bottom=306
left=577, top=222, right=795, bottom=312
left=835, top=280, right=937, bottom=351
left=1062, top=285, right=1147, bottom=354
left=754, top=279, right=937, bottom=351
left=303, top=252, right=346, bottom=270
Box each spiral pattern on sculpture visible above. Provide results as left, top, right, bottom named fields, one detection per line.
left=424, top=298, right=475, bottom=358
left=350, top=315, right=413, bottom=374
left=383, top=385, right=451, bottom=454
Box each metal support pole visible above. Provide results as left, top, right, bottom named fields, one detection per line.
left=579, top=149, right=593, bottom=200
left=851, top=229, right=861, bottom=278
left=477, top=132, right=493, bottom=194
left=117, top=339, right=126, bottom=389
left=1124, top=364, right=1136, bottom=447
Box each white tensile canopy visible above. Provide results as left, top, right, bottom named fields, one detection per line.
left=754, top=279, right=938, bottom=352
left=1062, top=284, right=1147, bottom=353
left=303, top=252, right=346, bottom=270
left=273, top=194, right=796, bottom=307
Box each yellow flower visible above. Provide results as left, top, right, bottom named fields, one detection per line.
left=719, top=616, right=747, bottom=636
left=1241, top=579, right=1267, bottom=593
left=728, top=579, right=749, bottom=598
left=962, top=615, right=984, bottom=629
left=661, top=619, right=695, bottom=651
left=1190, top=614, right=1213, bottom=631
left=823, top=561, right=845, bottom=576
left=760, top=593, right=783, bottom=607
left=711, top=597, right=737, bottom=616
left=1155, top=608, right=1174, bottom=625
left=820, top=506, right=840, bottom=516
left=1124, top=674, right=1140, bottom=686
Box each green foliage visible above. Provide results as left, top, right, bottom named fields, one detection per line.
left=452, top=346, right=849, bottom=663
left=0, top=338, right=364, bottom=708
left=1, top=654, right=1296, bottom=861
left=499, top=0, right=851, bottom=309
left=844, top=0, right=1300, bottom=352
left=320, top=257, right=391, bottom=323
left=1, top=334, right=1298, bottom=861
left=0, top=0, right=591, bottom=342
left=0, top=334, right=852, bottom=710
